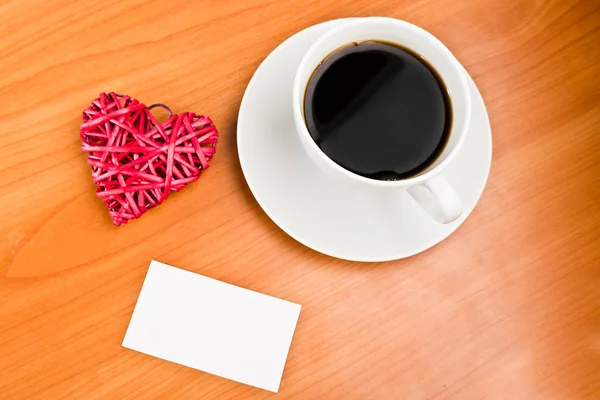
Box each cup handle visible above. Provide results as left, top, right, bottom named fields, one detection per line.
left=408, top=175, right=462, bottom=224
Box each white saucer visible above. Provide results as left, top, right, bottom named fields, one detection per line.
left=238, top=19, right=492, bottom=262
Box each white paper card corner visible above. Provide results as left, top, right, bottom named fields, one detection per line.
left=122, top=260, right=301, bottom=392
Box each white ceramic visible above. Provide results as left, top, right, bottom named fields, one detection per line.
left=237, top=19, right=492, bottom=262
left=293, top=17, right=470, bottom=224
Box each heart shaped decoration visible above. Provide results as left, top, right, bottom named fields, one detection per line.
left=80, top=92, right=218, bottom=226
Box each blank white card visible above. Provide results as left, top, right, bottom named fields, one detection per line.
left=122, top=260, right=301, bottom=392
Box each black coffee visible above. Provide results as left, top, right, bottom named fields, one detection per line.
left=304, top=41, right=451, bottom=180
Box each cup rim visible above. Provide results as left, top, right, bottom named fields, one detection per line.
left=292, top=17, right=471, bottom=187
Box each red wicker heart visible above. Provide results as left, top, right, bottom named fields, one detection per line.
left=80, top=92, right=218, bottom=226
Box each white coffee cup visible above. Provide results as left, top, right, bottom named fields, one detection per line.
left=293, top=17, right=471, bottom=224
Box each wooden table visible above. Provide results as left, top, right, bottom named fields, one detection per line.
left=1, top=0, right=599, bottom=398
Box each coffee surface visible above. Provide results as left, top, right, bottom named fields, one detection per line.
left=304, top=41, right=452, bottom=180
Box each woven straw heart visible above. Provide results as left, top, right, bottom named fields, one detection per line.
left=80, top=92, right=218, bottom=226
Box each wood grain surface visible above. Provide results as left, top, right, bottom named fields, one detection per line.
left=1, top=0, right=599, bottom=398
